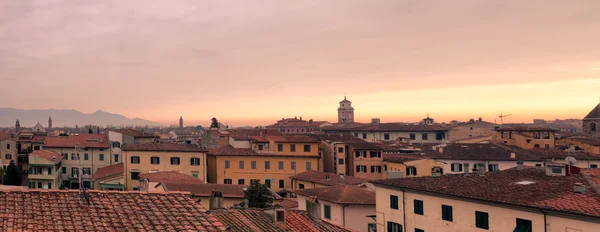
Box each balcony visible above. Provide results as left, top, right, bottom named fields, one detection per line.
left=28, top=174, right=56, bottom=180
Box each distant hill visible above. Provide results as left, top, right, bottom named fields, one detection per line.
left=0, top=108, right=160, bottom=127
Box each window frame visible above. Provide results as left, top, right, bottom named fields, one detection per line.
left=414, top=199, right=424, bottom=215
left=475, top=211, right=489, bottom=230
left=303, top=144, right=311, bottom=152
left=131, top=156, right=140, bottom=164
left=170, top=157, right=180, bottom=165
left=190, top=157, right=201, bottom=166
left=324, top=205, right=331, bottom=219
left=390, top=195, right=399, bottom=209
left=442, top=205, right=453, bottom=221
left=150, top=156, right=160, bottom=165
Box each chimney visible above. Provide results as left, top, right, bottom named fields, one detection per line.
left=463, top=163, right=470, bottom=176
left=574, top=183, right=588, bottom=194
left=439, top=147, right=443, bottom=153
left=300, top=116, right=302, bottom=120
left=516, top=160, right=524, bottom=170
left=477, top=167, right=485, bottom=176
left=325, top=174, right=330, bottom=180
left=52, top=156, right=57, bottom=163
left=209, top=191, right=224, bottom=210
left=243, top=199, right=249, bottom=208
left=339, top=174, right=345, bottom=183
left=510, top=153, right=516, bottom=159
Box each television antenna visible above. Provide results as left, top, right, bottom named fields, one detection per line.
left=498, top=113, right=512, bottom=125
left=565, top=156, right=578, bottom=165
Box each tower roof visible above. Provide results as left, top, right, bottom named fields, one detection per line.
left=585, top=103, right=600, bottom=119
left=339, top=96, right=351, bottom=103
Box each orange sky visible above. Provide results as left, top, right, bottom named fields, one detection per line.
left=1, top=0, right=599, bottom=126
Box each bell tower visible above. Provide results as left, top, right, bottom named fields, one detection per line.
left=15, top=119, right=20, bottom=132
left=337, top=95, right=354, bottom=123
left=48, top=115, right=53, bottom=129
left=583, top=101, right=600, bottom=139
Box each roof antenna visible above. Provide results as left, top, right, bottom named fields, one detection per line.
left=75, top=142, right=92, bottom=205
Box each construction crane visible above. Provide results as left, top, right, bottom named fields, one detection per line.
left=499, top=113, right=512, bottom=125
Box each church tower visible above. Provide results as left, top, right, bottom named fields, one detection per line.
left=48, top=115, right=53, bottom=129
left=338, top=96, right=354, bottom=123
left=583, top=102, right=600, bottom=139
left=179, top=116, right=183, bottom=128
left=15, top=119, right=20, bottom=132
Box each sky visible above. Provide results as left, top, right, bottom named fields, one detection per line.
left=1, top=0, right=599, bottom=127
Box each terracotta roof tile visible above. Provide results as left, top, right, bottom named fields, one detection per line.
left=295, top=185, right=375, bottom=205
left=277, top=198, right=298, bottom=209
left=122, top=142, right=206, bottom=152
left=112, top=128, right=157, bottom=138
left=0, top=132, right=16, bottom=141
left=44, top=134, right=109, bottom=148
left=323, top=122, right=448, bottom=132
left=313, top=133, right=364, bottom=143
left=584, top=103, right=600, bottom=119
left=371, top=168, right=600, bottom=218
left=421, top=143, right=542, bottom=161
left=384, top=154, right=428, bottom=163
left=291, top=170, right=368, bottom=186
left=165, top=183, right=247, bottom=198
left=495, top=125, right=557, bottom=132
left=208, top=146, right=259, bottom=156
left=565, top=137, right=600, bottom=146
left=0, top=190, right=226, bottom=231
left=266, top=135, right=319, bottom=143
left=29, top=150, right=62, bottom=164
left=139, top=171, right=204, bottom=184
left=346, top=142, right=384, bottom=150
left=92, top=163, right=124, bottom=179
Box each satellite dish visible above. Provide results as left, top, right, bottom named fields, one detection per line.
left=565, top=156, right=578, bottom=165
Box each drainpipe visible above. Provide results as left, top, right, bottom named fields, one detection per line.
left=402, top=189, right=406, bottom=230
left=540, top=209, right=547, bottom=232
left=342, top=204, right=349, bottom=226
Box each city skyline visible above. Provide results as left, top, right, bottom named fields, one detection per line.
left=1, top=0, right=599, bottom=126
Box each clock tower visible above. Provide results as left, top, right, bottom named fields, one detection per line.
left=338, top=96, right=354, bottom=123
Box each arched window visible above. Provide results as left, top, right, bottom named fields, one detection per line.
left=592, top=122, right=597, bottom=132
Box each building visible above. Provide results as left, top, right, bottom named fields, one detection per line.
left=314, top=133, right=364, bottom=174
left=324, top=122, right=449, bottom=144
left=122, top=142, right=207, bottom=190
left=16, top=131, right=46, bottom=172
left=266, top=117, right=332, bottom=134
left=48, top=115, right=52, bottom=129
left=0, top=132, right=17, bottom=169
left=446, top=119, right=497, bottom=143
left=179, top=116, right=184, bottom=128
left=296, top=185, right=376, bottom=232
left=27, top=150, right=63, bottom=189
left=558, top=137, right=600, bottom=154
left=109, top=128, right=158, bottom=165
left=222, top=128, right=283, bottom=148
left=0, top=190, right=227, bottom=231
left=371, top=167, right=600, bottom=232
left=495, top=125, right=556, bottom=149
left=383, top=152, right=446, bottom=179
left=44, top=134, right=111, bottom=189
left=291, top=170, right=369, bottom=190
left=152, top=182, right=248, bottom=209
left=583, top=102, right=600, bottom=139
left=207, top=142, right=320, bottom=193
left=338, top=96, right=355, bottom=123
left=346, top=142, right=385, bottom=180
left=212, top=208, right=352, bottom=232
left=91, top=163, right=125, bottom=190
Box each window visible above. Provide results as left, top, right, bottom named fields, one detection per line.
left=151, top=157, right=160, bottom=164
left=356, top=165, right=367, bottom=173
left=338, top=159, right=344, bottom=164
left=290, top=144, right=296, bottom=152
left=61, top=167, right=66, bottom=174
left=533, top=132, right=540, bottom=139
left=38, top=182, right=42, bottom=189
left=368, top=223, right=377, bottom=232
left=355, top=151, right=361, bottom=158
left=414, top=199, right=424, bottom=215
left=71, top=153, right=77, bottom=160
left=534, top=144, right=540, bottom=148
left=421, top=133, right=428, bottom=140
left=112, top=142, right=120, bottom=148
left=544, top=144, right=550, bottom=149
left=406, top=166, right=417, bottom=176
left=224, top=179, right=232, bottom=184
left=6, top=144, right=9, bottom=149
left=474, top=163, right=486, bottom=172
left=415, top=229, right=424, bottom=232
left=265, top=161, right=270, bottom=170
left=442, top=205, right=453, bottom=221
left=304, top=144, right=311, bottom=152
left=362, top=133, right=367, bottom=139
left=251, top=161, right=257, bottom=169
left=258, top=144, right=264, bottom=150
left=46, top=167, right=52, bottom=175
left=71, top=167, right=79, bottom=177
left=515, top=218, right=532, bottom=232
left=324, top=205, right=331, bottom=219
left=592, top=123, right=597, bottom=131
left=278, top=161, right=284, bottom=170
left=131, top=171, right=140, bottom=180
left=171, top=157, right=180, bottom=165
left=526, top=139, right=531, bottom=144
left=509, top=132, right=514, bottom=139
left=279, top=179, right=284, bottom=188
left=436, top=132, right=444, bottom=140
left=114, top=154, right=119, bottom=163
left=543, top=132, right=550, bottom=139
left=384, top=133, right=390, bottom=140
left=390, top=195, right=399, bottom=209
left=410, top=133, right=416, bottom=140
left=371, top=165, right=382, bottom=173
left=191, top=157, right=200, bottom=166
left=83, top=168, right=91, bottom=175
left=354, top=132, right=359, bottom=137
left=238, top=179, right=245, bottom=185
left=501, top=132, right=506, bottom=139
left=306, top=162, right=312, bottom=170
left=34, top=146, right=40, bottom=150
left=591, top=164, right=598, bottom=168
left=451, top=163, right=463, bottom=172
left=488, top=164, right=499, bottom=172
left=265, top=179, right=271, bottom=188
left=370, top=151, right=381, bottom=158
left=131, top=156, right=140, bottom=164
left=535, top=164, right=542, bottom=167
left=551, top=167, right=562, bottom=174
left=299, top=184, right=305, bottom=189
left=387, top=222, right=402, bottom=232
left=338, top=147, right=344, bottom=153
left=84, top=153, right=89, bottom=160
left=475, top=211, right=489, bottom=229
left=225, top=160, right=230, bottom=169
left=99, top=154, right=104, bottom=161
left=47, top=183, right=52, bottom=190
left=278, top=144, right=283, bottom=152
left=291, top=161, right=296, bottom=170
left=5, top=154, right=11, bottom=160
left=239, top=160, right=245, bottom=169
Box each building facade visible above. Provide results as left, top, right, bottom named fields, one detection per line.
left=583, top=103, right=600, bottom=139
left=324, top=123, right=449, bottom=144
left=338, top=96, right=355, bottom=123
left=0, top=132, right=17, bottom=169
left=28, top=150, right=63, bottom=189
left=346, top=142, right=385, bottom=180
left=495, top=125, right=556, bottom=149
left=447, top=119, right=497, bottom=143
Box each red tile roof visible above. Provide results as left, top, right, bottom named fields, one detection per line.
left=565, top=137, right=600, bottom=146
left=139, top=171, right=204, bottom=184
left=313, top=133, right=364, bottom=143
left=227, top=128, right=283, bottom=138
left=266, top=135, right=319, bottom=143
left=346, top=142, right=384, bottom=150
left=295, top=185, right=376, bottom=205
left=584, top=103, right=600, bottom=119
left=384, top=154, right=428, bottom=164
left=0, top=190, right=226, bottom=231
left=324, top=122, right=448, bottom=132
left=29, top=150, right=62, bottom=164
left=17, top=134, right=46, bottom=143
left=112, top=128, right=157, bottom=138
left=291, top=170, right=368, bottom=186
left=44, top=134, right=109, bottom=148
left=122, top=142, right=206, bottom=152
left=164, top=183, right=247, bottom=198
left=371, top=168, right=600, bottom=218
left=91, top=163, right=124, bottom=179
left=422, top=144, right=543, bottom=161
left=277, top=198, right=299, bottom=209
left=212, top=208, right=352, bottom=232
left=495, top=125, right=557, bottom=132
left=0, top=132, right=15, bottom=141
left=208, top=145, right=259, bottom=156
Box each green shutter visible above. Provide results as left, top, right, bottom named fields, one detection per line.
left=324, top=205, right=331, bottom=219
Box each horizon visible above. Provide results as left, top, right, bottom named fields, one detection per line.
left=1, top=1, right=600, bottom=126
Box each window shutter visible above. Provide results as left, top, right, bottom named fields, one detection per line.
left=414, top=168, right=417, bottom=176
left=356, top=166, right=360, bottom=173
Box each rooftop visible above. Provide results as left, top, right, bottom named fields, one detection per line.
left=564, top=137, right=600, bottom=146
left=139, top=171, right=204, bottom=184
left=0, top=132, right=15, bottom=141
left=91, top=163, right=123, bottom=179
left=211, top=208, right=352, bottom=232
left=164, top=183, right=247, bottom=198
left=323, top=122, right=449, bottom=132
left=266, top=135, right=320, bottom=143
left=495, top=125, right=557, bottom=132
left=112, top=128, right=157, bottom=138
left=371, top=168, right=600, bottom=218
left=208, top=145, right=259, bottom=156
left=422, top=143, right=542, bottom=161
left=291, top=170, right=369, bottom=186
left=0, top=190, right=226, bottom=231
left=346, top=142, right=384, bottom=150
left=44, top=134, right=109, bottom=148
left=584, top=103, right=600, bottom=119
left=384, top=153, right=429, bottom=164
left=312, top=133, right=364, bottom=143
left=122, top=142, right=206, bottom=152
left=29, top=150, right=62, bottom=164
left=295, top=185, right=376, bottom=205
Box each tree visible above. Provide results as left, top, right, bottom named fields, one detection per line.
left=244, top=180, right=272, bottom=208
left=210, top=118, right=219, bottom=128
left=88, top=128, right=93, bottom=134
left=3, top=160, right=21, bottom=186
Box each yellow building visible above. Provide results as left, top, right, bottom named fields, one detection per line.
left=92, top=163, right=125, bottom=190
left=558, top=137, right=600, bottom=154
left=0, top=132, right=18, bottom=169
left=495, top=125, right=556, bottom=149
left=383, top=155, right=445, bottom=178
left=122, top=142, right=208, bottom=190
left=346, top=142, right=385, bottom=180
left=28, top=150, right=62, bottom=189
left=372, top=166, right=600, bottom=232
left=447, top=119, right=497, bottom=143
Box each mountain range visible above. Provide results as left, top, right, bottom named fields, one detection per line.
left=0, top=108, right=160, bottom=127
